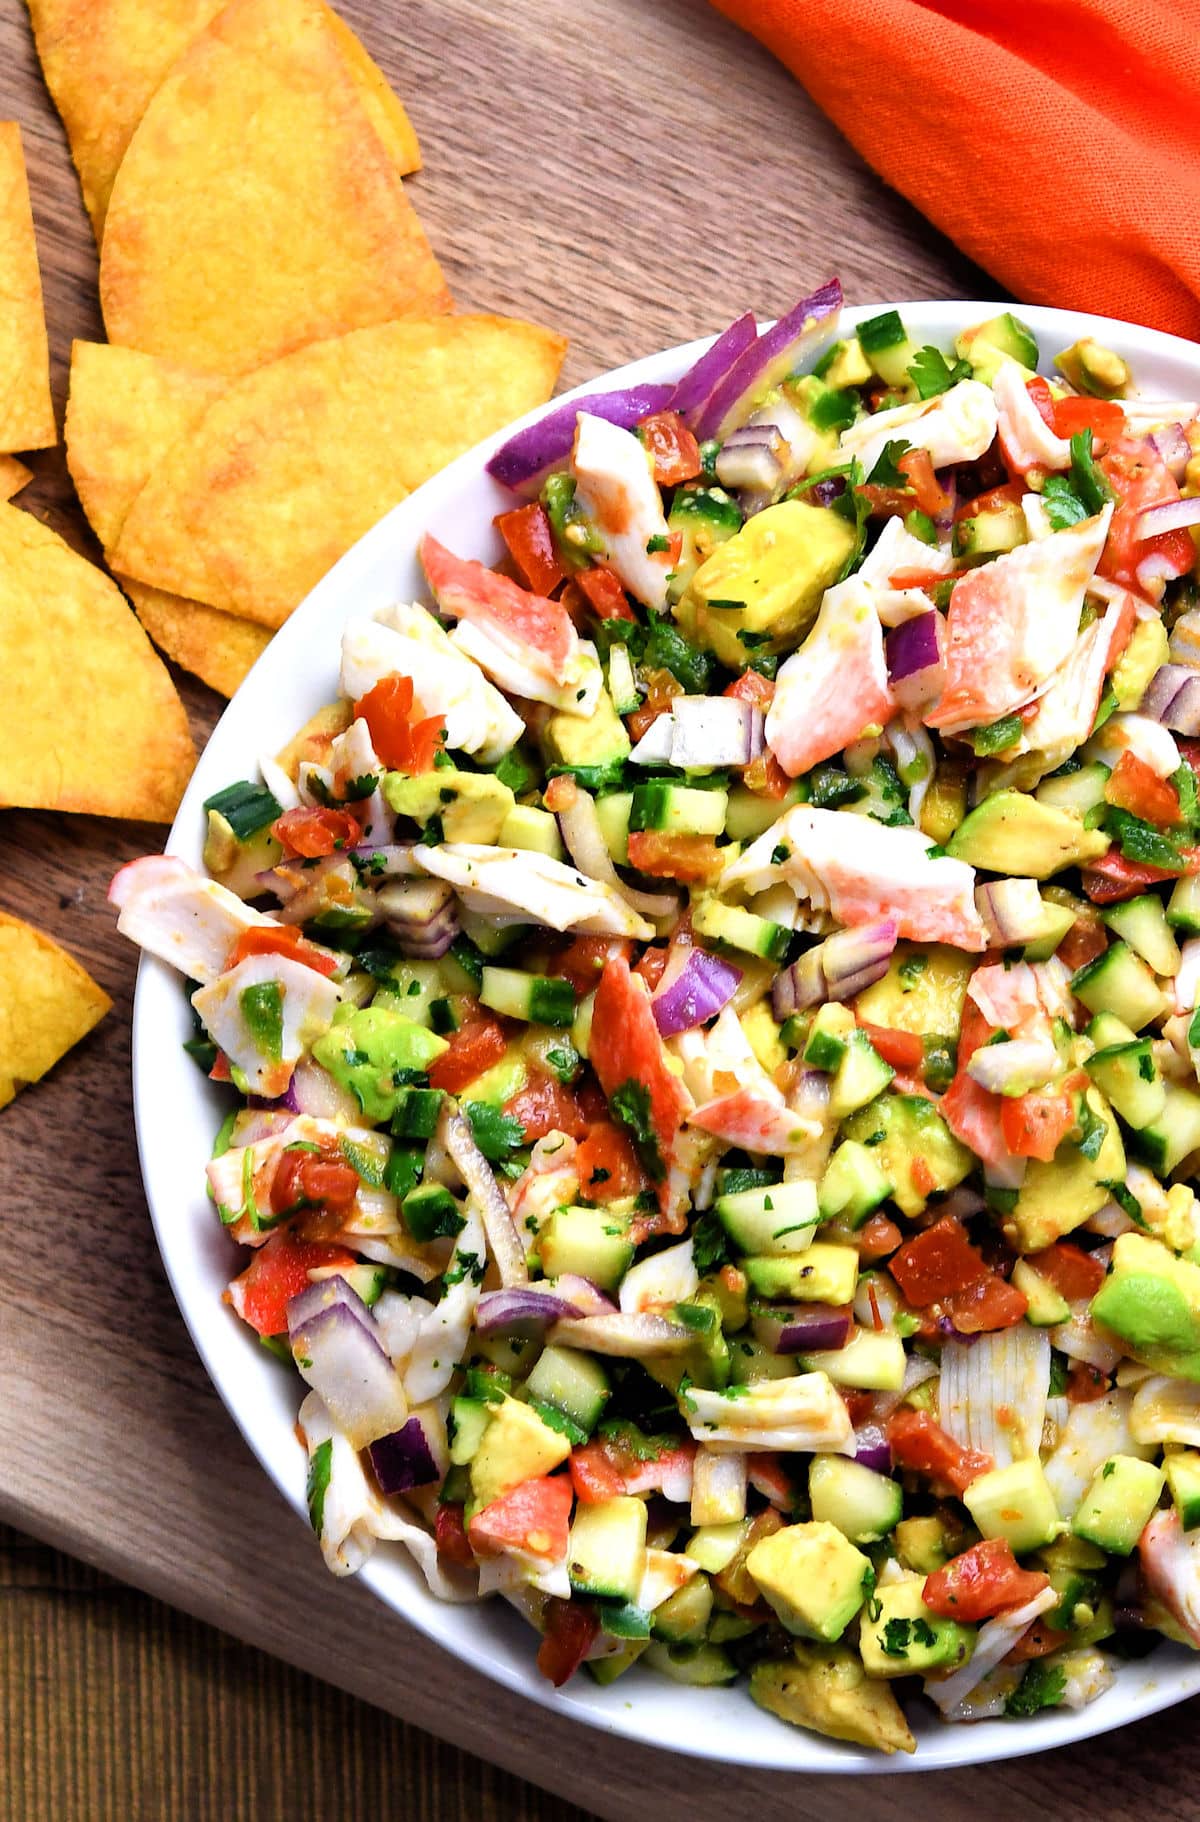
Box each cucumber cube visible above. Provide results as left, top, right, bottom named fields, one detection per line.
left=641, top=1641, right=738, bottom=1686
left=1070, top=941, right=1169, bottom=1031
left=963, top=1458, right=1062, bottom=1554
left=402, top=1181, right=464, bottom=1242
left=828, top=1030, right=895, bottom=1119
left=480, top=965, right=576, bottom=1027
left=803, top=1002, right=856, bottom=1072
left=629, top=781, right=728, bottom=837
left=1073, top=1455, right=1165, bottom=1555
left=1168, top=874, right=1200, bottom=936
left=799, top=1326, right=906, bottom=1391
left=715, top=1180, right=820, bottom=1256
left=524, top=1344, right=610, bottom=1438
left=1084, top=1039, right=1166, bottom=1131
left=809, top=1456, right=902, bottom=1544
left=448, top=1396, right=493, bottom=1465
left=1102, top=894, right=1181, bottom=976
left=569, top=1495, right=648, bottom=1602
left=1011, top=1259, right=1071, bottom=1326
left=651, top=1575, right=714, bottom=1644
left=539, top=1205, right=633, bottom=1292
left=692, top=894, right=791, bottom=963
left=817, top=1139, right=893, bottom=1226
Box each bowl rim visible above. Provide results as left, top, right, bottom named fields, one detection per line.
left=133, top=295, right=1200, bottom=1775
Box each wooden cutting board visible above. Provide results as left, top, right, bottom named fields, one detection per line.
left=4, top=0, right=1198, bottom=1811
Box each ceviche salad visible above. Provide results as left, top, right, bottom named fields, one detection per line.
left=113, top=283, right=1200, bottom=1755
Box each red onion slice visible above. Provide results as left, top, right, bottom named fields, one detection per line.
left=752, top=1302, right=853, bottom=1355
left=368, top=1415, right=441, bottom=1494
left=439, top=1102, right=529, bottom=1287
left=1141, top=663, right=1200, bottom=734
left=485, top=383, right=674, bottom=496
left=475, top=1286, right=582, bottom=1335
left=714, top=424, right=786, bottom=493
left=695, top=281, right=843, bottom=443
left=851, top=1422, right=892, bottom=1474
left=1151, top=424, right=1191, bottom=482
left=1136, top=497, right=1200, bottom=539
left=288, top=1303, right=409, bottom=1449
left=772, top=917, right=899, bottom=1019
left=668, top=312, right=758, bottom=425
left=287, top=1274, right=377, bottom=1338
left=886, top=611, right=946, bottom=713
left=549, top=1311, right=695, bottom=1356
left=974, top=878, right=1053, bottom=946
left=651, top=944, right=742, bottom=1037
left=548, top=1273, right=618, bottom=1316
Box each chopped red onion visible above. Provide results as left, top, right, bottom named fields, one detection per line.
left=851, top=1423, right=892, bottom=1474
left=290, top=1058, right=363, bottom=1122
left=439, top=1102, right=529, bottom=1287
left=548, top=1274, right=618, bottom=1316
left=886, top=611, right=946, bottom=712
left=714, top=424, right=786, bottom=493
left=475, top=1286, right=582, bottom=1335
left=651, top=945, right=742, bottom=1037
left=1136, top=497, right=1200, bottom=540
left=555, top=783, right=680, bottom=919
left=1141, top=664, right=1200, bottom=734
left=668, top=312, right=758, bottom=425
left=695, top=280, right=843, bottom=443
left=974, top=878, right=1053, bottom=946
left=667, top=696, right=763, bottom=768
left=287, top=1274, right=378, bottom=1337
left=752, top=1302, right=853, bottom=1354
left=485, top=383, right=674, bottom=496
left=549, top=1311, right=695, bottom=1356
left=1151, top=425, right=1191, bottom=482
left=288, top=1302, right=409, bottom=1449
left=368, top=1415, right=440, bottom=1494
left=772, top=918, right=899, bottom=1019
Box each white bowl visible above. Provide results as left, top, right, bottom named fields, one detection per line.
left=134, top=299, right=1200, bottom=1773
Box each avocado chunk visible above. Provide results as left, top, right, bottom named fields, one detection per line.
left=543, top=685, right=630, bottom=788
left=384, top=766, right=515, bottom=845
left=750, top=1644, right=916, bottom=1755
left=1054, top=337, right=1131, bottom=400
left=1091, top=1232, right=1200, bottom=1382
left=312, top=1005, right=448, bottom=1124
left=852, top=942, right=973, bottom=1039
left=858, top=1576, right=976, bottom=1678
left=842, top=1094, right=972, bottom=1217
left=469, top=1396, right=572, bottom=1510
left=746, top=1520, right=872, bottom=1641
left=820, top=337, right=874, bottom=390
left=954, top=312, right=1039, bottom=383
left=1003, top=1086, right=1125, bottom=1251
left=202, top=811, right=283, bottom=899
left=947, top=790, right=1110, bottom=878
left=1111, top=616, right=1168, bottom=711
left=675, top=499, right=857, bottom=669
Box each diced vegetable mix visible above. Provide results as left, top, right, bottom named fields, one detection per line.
left=112, top=285, right=1200, bottom=1757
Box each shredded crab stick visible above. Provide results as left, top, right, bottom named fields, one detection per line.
left=109, top=295, right=1200, bottom=1756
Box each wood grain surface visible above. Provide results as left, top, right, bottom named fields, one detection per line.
left=7, top=0, right=1196, bottom=1816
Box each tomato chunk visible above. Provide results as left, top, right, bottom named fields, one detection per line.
left=494, top=502, right=565, bottom=596
left=574, top=566, right=634, bottom=621
left=944, top=1273, right=1028, bottom=1333
left=885, top=1408, right=993, bottom=1493
left=1051, top=395, right=1125, bottom=441
left=569, top=1442, right=627, bottom=1505
left=434, top=1501, right=476, bottom=1568
left=626, top=829, right=722, bottom=882
left=888, top=1217, right=987, bottom=1306
left=469, top=1473, right=574, bottom=1561
left=551, top=935, right=633, bottom=996
left=1105, top=749, right=1183, bottom=826
left=536, top=1597, right=599, bottom=1688
left=427, top=1014, right=508, bottom=1094
left=575, top=1120, right=650, bottom=1203
left=504, top=1075, right=588, bottom=1142
left=354, top=672, right=444, bottom=774
left=1025, top=1241, right=1106, bottom=1302
left=897, top=447, right=952, bottom=519
left=923, top=1539, right=1050, bottom=1622
left=271, top=1146, right=361, bottom=1219
left=225, top=924, right=340, bottom=978
left=1082, top=849, right=1193, bottom=902
left=724, top=668, right=775, bottom=710
left=858, top=1021, right=923, bottom=1072
left=1000, top=1087, right=1076, bottom=1162
left=637, top=409, right=702, bottom=487
left=272, top=804, right=361, bottom=858
left=227, top=1231, right=358, bottom=1337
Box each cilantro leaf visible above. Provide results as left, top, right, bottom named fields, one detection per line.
left=1041, top=472, right=1089, bottom=531
left=306, top=1438, right=333, bottom=1536
left=463, top=1101, right=525, bottom=1161
left=691, top=1209, right=731, bottom=1274
left=609, top=1078, right=665, bottom=1181
left=865, top=440, right=913, bottom=488
left=1069, top=430, right=1115, bottom=517
left=907, top=345, right=971, bottom=400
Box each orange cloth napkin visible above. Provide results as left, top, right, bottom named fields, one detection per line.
left=712, top=0, right=1200, bottom=341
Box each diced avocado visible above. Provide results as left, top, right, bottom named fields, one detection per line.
left=1169, top=873, right=1200, bottom=937
left=568, top=1495, right=647, bottom=1602
left=544, top=686, right=630, bottom=788
left=750, top=1644, right=916, bottom=1756
left=539, top=1205, right=633, bottom=1292
left=853, top=942, right=974, bottom=1039
left=963, top=1457, right=1062, bottom=1554
left=651, top=1574, right=714, bottom=1643
left=716, top=1179, right=820, bottom=1256
left=457, top=1051, right=526, bottom=1108
left=894, top=1514, right=963, bottom=1576
left=817, top=1138, right=893, bottom=1227
left=1071, top=942, right=1169, bottom=1031
left=952, top=502, right=1027, bottom=566
left=1054, top=337, right=1131, bottom=399
left=524, top=1345, right=610, bottom=1439
left=855, top=309, right=919, bottom=388
left=469, top=1396, right=572, bottom=1509
left=919, top=762, right=969, bottom=844
left=384, top=767, right=515, bottom=844
left=1004, top=1086, right=1125, bottom=1251
left=947, top=790, right=1110, bottom=878
left=593, top=790, right=632, bottom=864
left=1011, top=1259, right=1071, bottom=1326
left=858, top=1576, right=976, bottom=1678
left=800, top=1327, right=906, bottom=1392
left=1072, top=1455, right=1165, bottom=1555
left=1036, top=761, right=1111, bottom=819
left=809, top=1456, right=902, bottom=1546
left=1091, top=1232, right=1200, bottom=1380
left=675, top=500, right=857, bottom=669
left=666, top=483, right=743, bottom=604
left=1165, top=1449, right=1200, bottom=1529
left=1021, top=900, right=1078, bottom=962
left=1102, top=894, right=1181, bottom=975
left=312, top=1005, right=448, bottom=1124
left=686, top=1520, right=749, bottom=1574
left=954, top=312, right=1039, bottom=383
left=829, top=1030, right=895, bottom=1119
left=1134, top=1082, right=1200, bottom=1175
left=586, top=1642, right=649, bottom=1685
left=821, top=336, right=874, bottom=389
left=842, top=1095, right=972, bottom=1217
left=746, top=1520, right=872, bottom=1641
left=499, top=802, right=565, bottom=860
left=630, top=781, right=728, bottom=836
left=1084, top=1040, right=1166, bottom=1131
left=641, top=1640, right=738, bottom=1686
left=741, top=1243, right=858, bottom=1304
left=1111, top=616, right=1169, bottom=711
left=741, top=1000, right=788, bottom=1074
left=202, top=808, right=283, bottom=899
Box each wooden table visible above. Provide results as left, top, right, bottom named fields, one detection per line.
left=5, top=0, right=1198, bottom=1814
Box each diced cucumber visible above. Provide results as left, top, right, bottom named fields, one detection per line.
left=1168, top=874, right=1200, bottom=936
left=809, top=1456, right=903, bottom=1545
left=1072, top=1455, right=1165, bottom=1555
left=692, top=894, right=791, bottom=964
left=390, top=1086, right=445, bottom=1140
left=524, top=1344, right=610, bottom=1438
left=651, top=1574, right=713, bottom=1643
left=459, top=909, right=524, bottom=956
left=367, top=958, right=445, bottom=1028
left=724, top=784, right=801, bottom=843
left=597, top=1600, right=652, bottom=1639
left=856, top=309, right=917, bottom=388
left=715, top=1180, right=820, bottom=1256
left=963, top=1458, right=1061, bottom=1554
left=629, top=781, right=728, bottom=836
left=952, top=505, right=1027, bottom=567
left=594, top=791, right=632, bottom=865
left=800, top=1326, right=906, bottom=1391
left=607, top=644, right=641, bottom=716
left=686, top=1520, right=749, bottom=1574
left=1011, top=1259, right=1071, bottom=1326
left=1036, top=762, right=1111, bottom=819
left=666, top=484, right=743, bottom=605
left=817, top=1139, right=893, bottom=1227
left=569, top=1496, right=648, bottom=1602
left=641, top=1641, right=738, bottom=1686
left=1102, top=895, right=1181, bottom=976
left=1165, top=1449, right=1200, bottom=1529
left=1086, top=1010, right=1138, bottom=1051
left=828, top=1029, right=895, bottom=1119
left=479, top=965, right=576, bottom=1027
left=1070, top=941, right=1169, bottom=1030
left=803, top=1002, right=856, bottom=1072
left=586, top=1642, right=649, bottom=1685
left=539, top=1205, right=633, bottom=1292
left=1084, top=1039, right=1166, bottom=1131
left=742, top=1244, right=858, bottom=1304
left=449, top=1396, right=493, bottom=1465
left=1131, top=1082, right=1200, bottom=1175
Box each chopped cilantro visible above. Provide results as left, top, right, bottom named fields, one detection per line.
left=1041, top=472, right=1089, bottom=531
left=644, top=612, right=716, bottom=694
left=646, top=533, right=670, bottom=554
left=1076, top=1096, right=1109, bottom=1162
left=1049, top=1349, right=1070, bottom=1397
left=865, top=439, right=913, bottom=489
left=610, top=1079, right=665, bottom=1181
left=691, top=1210, right=732, bottom=1274
left=463, top=1101, right=525, bottom=1161
left=1069, top=430, right=1115, bottom=517
left=444, top=1249, right=486, bottom=1288
left=305, top=1438, right=333, bottom=1536
left=907, top=345, right=970, bottom=399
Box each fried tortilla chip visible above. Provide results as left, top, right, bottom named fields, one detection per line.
left=0, top=454, right=31, bottom=500
left=0, top=123, right=55, bottom=453
left=99, top=0, right=447, bottom=375
left=0, top=912, right=111, bottom=1110
left=0, top=502, right=195, bottom=820
left=26, top=0, right=419, bottom=238
left=111, top=314, right=568, bottom=628
left=123, top=578, right=271, bottom=698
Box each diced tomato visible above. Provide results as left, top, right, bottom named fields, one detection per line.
left=725, top=668, right=776, bottom=710
left=224, top=923, right=340, bottom=979
left=227, top=1231, right=358, bottom=1337
left=858, top=483, right=916, bottom=519
left=1051, top=395, right=1126, bottom=442
left=945, top=1272, right=1028, bottom=1333
left=1057, top=906, right=1107, bottom=969
left=550, top=934, right=634, bottom=996
left=589, top=955, right=691, bottom=1208
left=626, top=830, right=722, bottom=882
left=953, top=481, right=1025, bottom=522
left=271, top=804, right=362, bottom=858
left=354, top=672, right=444, bottom=774
left=889, top=1217, right=986, bottom=1306
left=494, top=502, right=565, bottom=596
left=434, top=1501, right=476, bottom=1568
left=887, top=566, right=968, bottom=590
left=885, top=1408, right=993, bottom=1493
left=1000, top=1087, right=1076, bottom=1162
left=504, top=1075, right=588, bottom=1142
left=627, top=667, right=683, bottom=741
left=209, top=1051, right=232, bottom=1082
left=638, top=410, right=703, bottom=487
left=1177, top=739, right=1200, bottom=791
left=742, top=749, right=793, bottom=799
left=1025, top=376, right=1057, bottom=432
left=857, top=1212, right=902, bottom=1262
left=923, top=1538, right=1050, bottom=1623
left=569, top=1442, right=627, bottom=1505
left=1067, top=1362, right=1110, bottom=1402
left=898, top=447, right=952, bottom=519
left=858, top=1021, right=923, bottom=1072
left=633, top=944, right=669, bottom=989
left=536, top=1597, right=600, bottom=1688
left=271, top=1146, right=361, bottom=1220
left=1025, top=1241, right=1107, bottom=1302
left=1098, top=435, right=1195, bottom=591
left=1105, top=749, right=1183, bottom=826
left=542, top=772, right=577, bottom=813
left=1005, top=1620, right=1073, bottom=1664
left=574, top=565, right=635, bottom=621
left=575, top=1120, right=650, bottom=1202
left=841, top=1389, right=877, bottom=1427
left=469, top=1473, right=574, bottom=1561
left=427, top=1013, right=508, bottom=1094
left=1082, top=849, right=1190, bottom=902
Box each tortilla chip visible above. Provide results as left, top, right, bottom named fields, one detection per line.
left=26, top=0, right=419, bottom=238
left=0, top=912, right=111, bottom=1110
left=99, top=0, right=448, bottom=375
left=124, top=577, right=271, bottom=698
left=0, top=123, right=55, bottom=453
left=111, top=314, right=568, bottom=628
left=0, top=502, right=195, bottom=820
left=0, top=454, right=31, bottom=500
